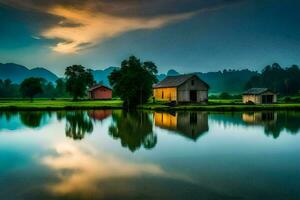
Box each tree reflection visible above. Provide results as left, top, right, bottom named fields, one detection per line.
left=19, top=111, right=43, bottom=128
left=65, top=111, right=93, bottom=140
left=0, top=111, right=18, bottom=122
left=109, top=111, right=157, bottom=152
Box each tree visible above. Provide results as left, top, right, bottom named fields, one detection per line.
left=108, top=56, right=158, bottom=107
left=55, top=78, right=69, bottom=97
left=20, top=77, right=43, bottom=101
left=245, top=63, right=300, bottom=95
left=65, top=65, right=95, bottom=100
left=219, top=92, right=231, bottom=99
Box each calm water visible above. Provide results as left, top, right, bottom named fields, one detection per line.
left=0, top=110, right=300, bottom=200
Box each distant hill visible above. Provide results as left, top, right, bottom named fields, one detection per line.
left=157, top=69, right=180, bottom=80
left=157, top=69, right=258, bottom=94
left=197, top=69, right=259, bottom=93
left=0, top=62, right=258, bottom=93
left=0, top=63, right=58, bottom=83
left=92, top=66, right=118, bottom=87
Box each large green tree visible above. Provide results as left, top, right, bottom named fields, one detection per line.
left=20, top=77, right=43, bottom=101
left=109, top=56, right=158, bottom=107
left=65, top=65, right=95, bottom=100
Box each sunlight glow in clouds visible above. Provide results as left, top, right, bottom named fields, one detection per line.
left=41, top=6, right=196, bottom=54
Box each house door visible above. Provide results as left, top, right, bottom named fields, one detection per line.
left=262, top=95, right=273, bottom=104
left=190, top=90, right=197, bottom=102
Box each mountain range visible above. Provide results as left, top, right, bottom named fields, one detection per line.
left=0, top=62, right=258, bottom=93
left=0, top=63, right=58, bottom=83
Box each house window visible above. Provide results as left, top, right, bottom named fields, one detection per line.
left=162, top=91, right=164, bottom=98
left=191, top=80, right=194, bottom=85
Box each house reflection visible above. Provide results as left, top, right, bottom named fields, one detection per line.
left=154, top=112, right=209, bottom=141
left=88, top=110, right=112, bottom=122
left=242, top=112, right=277, bottom=125
left=242, top=112, right=282, bottom=138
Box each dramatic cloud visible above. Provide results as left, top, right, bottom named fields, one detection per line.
left=41, top=6, right=196, bottom=54
left=0, top=0, right=245, bottom=54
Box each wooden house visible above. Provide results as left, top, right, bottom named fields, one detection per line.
left=243, top=88, right=277, bottom=104
left=88, top=85, right=112, bottom=100
left=153, top=74, right=209, bottom=103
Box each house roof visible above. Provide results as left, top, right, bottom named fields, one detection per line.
left=153, top=74, right=209, bottom=89
left=243, top=88, right=275, bottom=95
left=88, top=84, right=112, bottom=92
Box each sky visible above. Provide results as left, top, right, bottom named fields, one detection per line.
left=0, top=0, right=300, bottom=75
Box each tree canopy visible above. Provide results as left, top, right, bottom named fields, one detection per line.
left=65, top=65, right=95, bottom=100
left=245, top=63, right=300, bottom=95
left=109, top=56, right=158, bottom=107
left=20, top=77, right=43, bottom=100
left=0, top=79, right=20, bottom=98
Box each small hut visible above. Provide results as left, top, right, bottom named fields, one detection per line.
left=243, top=88, right=277, bottom=104
left=153, top=74, right=209, bottom=103
left=88, top=85, right=112, bottom=100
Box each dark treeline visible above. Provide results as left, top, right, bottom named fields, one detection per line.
left=245, top=63, right=300, bottom=95
left=1, top=61, right=300, bottom=100
left=0, top=78, right=69, bottom=98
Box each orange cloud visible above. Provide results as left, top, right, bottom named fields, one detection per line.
left=41, top=6, right=197, bottom=54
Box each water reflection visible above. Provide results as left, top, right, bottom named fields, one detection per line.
left=242, top=111, right=300, bottom=138
left=88, top=110, right=112, bottom=122
left=1, top=110, right=300, bottom=142
left=65, top=111, right=94, bottom=140
left=1, top=110, right=300, bottom=199
left=109, top=111, right=157, bottom=152
left=154, top=112, right=209, bottom=141
left=42, top=143, right=183, bottom=197
left=19, top=111, right=44, bottom=128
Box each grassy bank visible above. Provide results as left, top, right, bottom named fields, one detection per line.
left=0, top=99, right=123, bottom=111
left=139, top=101, right=300, bottom=111
left=1, top=99, right=300, bottom=111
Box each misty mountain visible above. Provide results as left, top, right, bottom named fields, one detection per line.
left=0, top=62, right=258, bottom=93
left=0, top=63, right=58, bottom=83
left=157, top=69, right=180, bottom=81
left=197, top=69, right=259, bottom=93
left=92, top=66, right=118, bottom=87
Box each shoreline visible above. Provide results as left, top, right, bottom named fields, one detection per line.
left=0, top=100, right=300, bottom=111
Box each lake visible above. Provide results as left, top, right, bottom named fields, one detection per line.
left=0, top=110, right=300, bottom=200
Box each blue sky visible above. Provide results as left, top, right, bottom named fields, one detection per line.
left=0, top=0, right=300, bottom=75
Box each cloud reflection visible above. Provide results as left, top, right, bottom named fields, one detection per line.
left=42, top=142, right=191, bottom=195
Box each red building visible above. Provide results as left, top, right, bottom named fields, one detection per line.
left=88, top=85, right=112, bottom=100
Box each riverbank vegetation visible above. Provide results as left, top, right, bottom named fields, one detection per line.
left=1, top=58, right=300, bottom=111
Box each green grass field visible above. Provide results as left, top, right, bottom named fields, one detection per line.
left=139, top=103, right=300, bottom=111
left=0, top=99, right=123, bottom=110
left=0, top=98, right=300, bottom=111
